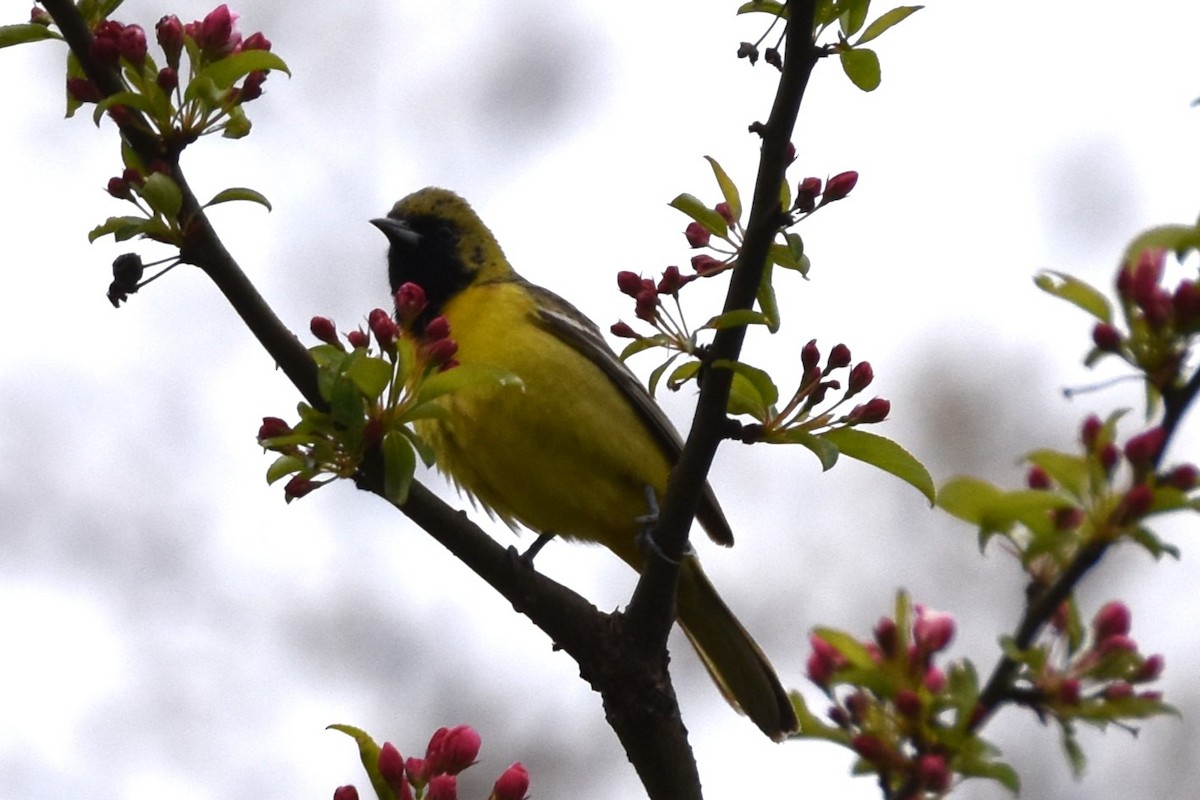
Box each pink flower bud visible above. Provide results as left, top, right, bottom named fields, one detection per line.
left=1099, top=634, right=1137, bottom=655
left=378, top=742, right=406, bottom=793
left=1052, top=507, right=1084, bottom=531
left=157, top=67, right=179, bottom=91
left=491, top=762, right=530, bottom=800
left=894, top=689, right=920, bottom=716
left=1081, top=414, right=1103, bottom=450
left=1099, top=442, right=1120, bottom=475
left=240, top=70, right=268, bottom=102
left=1092, top=322, right=1122, bottom=352
left=283, top=475, right=316, bottom=501
left=684, top=221, right=711, bottom=248
left=310, top=316, right=339, bottom=345
left=67, top=77, right=102, bottom=104
left=1092, top=601, right=1131, bottom=641
left=826, top=343, right=851, bottom=371
left=800, top=340, right=821, bottom=373
left=242, top=31, right=272, bottom=51
left=610, top=321, right=640, bottom=339
left=822, top=170, right=858, bottom=203
left=424, top=315, right=451, bottom=341
left=1058, top=678, right=1082, bottom=705
left=90, top=20, right=122, bottom=66
left=346, top=329, right=370, bottom=349
left=333, top=785, right=359, bottom=800
left=1026, top=465, right=1052, bottom=489
left=426, top=724, right=480, bottom=776
left=106, top=176, right=132, bottom=199
left=1168, top=464, right=1199, bottom=490
left=1133, top=653, right=1164, bottom=682
left=690, top=254, right=726, bottom=276
left=1128, top=248, right=1165, bottom=307
left=715, top=201, right=735, bottom=224
left=258, top=416, right=292, bottom=441
left=1118, top=483, right=1154, bottom=523
left=806, top=634, right=846, bottom=687
left=1124, top=427, right=1166, bottom=471
left=851, top=733, right=886, bottom=763
left=156, top=15, right=184, bottom=66
left=117, top=24, right=147, bottom=67
left=426, top=774, right=457, bottom=800
left=847, top=398, right=890, bottom=424
left=30, top=6, right=52, bottom=25
left=914, top=606, right=955, bottom=654
left=917, top=754, right=950, bottom=792
left=795, top=177, right=822, bottom=213
left=424, top=338, right=459, bottom=371
left=197, top=4, right=240, bottom=56
left=873, top=617, right=897, bottom=657
left=405, top=756, right=428, bottom=786
left=394, top=281, right=428, bottom=324
left=368, top=308, right=399, bottom=350
left=634, top=289, right=658, bottom=323
left=1104, top=680, right=1133, bottom=700
left=616, top=271, right=647, bottom=297
left=658, top=265, right=693, bottom=295
left=847, top=361, right=874, bottom=396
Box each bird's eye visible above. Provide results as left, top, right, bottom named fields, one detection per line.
left=434, top=224, right=456, bottom=245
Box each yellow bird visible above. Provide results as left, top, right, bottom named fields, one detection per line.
left=371, top=187, right=797, bottom=740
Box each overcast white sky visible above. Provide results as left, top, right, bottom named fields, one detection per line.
left=3, top=1, right=1200, bottom=799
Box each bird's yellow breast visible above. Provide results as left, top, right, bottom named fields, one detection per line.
left=418, top=280, right=670, bottom=561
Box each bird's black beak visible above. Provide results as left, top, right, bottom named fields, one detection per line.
left=370, top=216, right=421, bottom=248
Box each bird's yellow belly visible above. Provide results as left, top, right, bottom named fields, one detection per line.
left=418, top=283, right=671, bottom=560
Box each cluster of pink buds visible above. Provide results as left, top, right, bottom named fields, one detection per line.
left=1039, top=601, right=1165, bottom=711
left=612, top=267, right=696, bottom=327
left=797, top=339, right=890, bottom=426
left=333, top=726, right=528, bottom=800
left=793, top=171, right=859, bottom=214
left=807, top=602, right=958, bottom=796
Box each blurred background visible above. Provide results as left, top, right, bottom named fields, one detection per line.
left=3, top=1, right=1200, bottom=797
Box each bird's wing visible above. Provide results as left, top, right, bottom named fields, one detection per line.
left=519, top=277, right=734, bottom=546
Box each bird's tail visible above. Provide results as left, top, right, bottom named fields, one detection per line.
left=676, top=557, right=798, bottom=741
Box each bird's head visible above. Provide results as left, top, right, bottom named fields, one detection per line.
left=371, top=187, right=510, bottom=320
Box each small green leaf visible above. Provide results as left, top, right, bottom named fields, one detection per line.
left=381, top=429, right=416, bottom=505
left=705, top=309, right=771, bottom=330
left=1034, top=271, right=1113, bottom=323
left=789, top=691, right=846, bottom=741
left=204, top=186, right=273, bottom=211
left=715, top=358, right=779, bottom=409
left=648, top=352, right=682, bottom=398
left=327, top=725, right=395, bottom=800
left=1123, top=223, right=1200, bottom=263
left=194, top=49, right=291, bottom=90
left=812, top=627, right=877, bottom=670
left=821, top=427, right=935, bottom=503
left=856, top=6, right=923, bottom=46
left=839, top=47, right=882, bottom=91
left=839, top=0, right=871, bottom=37
left=668, top=193, right=728, bottom=238
left=776, top=428, right=840, bottom=470
left=814, top=0, right=839, bottom=26
left=344, top=355, right=393, bottom=400
left=400, top=426, right=438, bottom=467
left=0, top=23, right=63, bottom=48
left=736, top=0, right=787, bottom=16
left=666, top=360, right=701, bottom=392
left=139, top=172, right=183, bottom=219
left=265, top=454, right=304, bottom=484
left=1025, top=448, right=1090, bottom=500
left=704, top=156, right=741, bottom=222
left=88, top=215, right=152, bottom=243
left=757, top=261, right=781, bottom=332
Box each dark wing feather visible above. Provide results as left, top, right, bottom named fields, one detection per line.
left=518, top=277, right=734, bottom=546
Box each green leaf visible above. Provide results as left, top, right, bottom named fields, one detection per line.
left=343, top=355, right=393, bottom=400
left=647, top=352, right=682, bottom=398
left=1126, top=524, right=1181, bottom=560
left=757, top=261, right=781, bottom=332
left=0, top=23, right=63, bottom=48
left=668, top=193, right=728, bottom=238
left=736, top=0, right=787, bottom=16
left=1033, top=271, right=1113, bottom=323
left=856, top=6, right=924, bottom=46
left=704, top=156, right=741, bottom=222
left=815, top=0, right=840, bottom=26
left=821, top=428, right=935, bottom=503
left=714, top=359, right=779, bottom=412
left=789, top=691, right=846, bottom=741
left=840, top=47, right=881, bottom=91
left=381, top=430, right=416, bottom=505
left=204, top=186, right=273, bottom=211
left=92, top=90, right=155, bottom=127
left=194, top=49, right=291, bottom=90
left=327, top=724, right=395, bottom=800
left=1123, top=223, right=1200, bottom=263
left=705, top=309, right=772, bottom=330
left=666, top=360, right=701, bottom=392
left=617, top=333, right=671, bottom=361
left=400, top=425, right=438, bottom=467
left=88, top=215, right=152, bottom=243
left=139, top=172, right=183, bottom=219
left=957, top=755, right=1021, bottom=795
left=265, top=454, right=304, bottom=485
left=1060, top=722, right=1087, bottom=779
left=776, top=428, right=840, bottom=470
left=839, top=0, right=871, bottom=37
left=1025, top=448, right=1091, bottom=500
